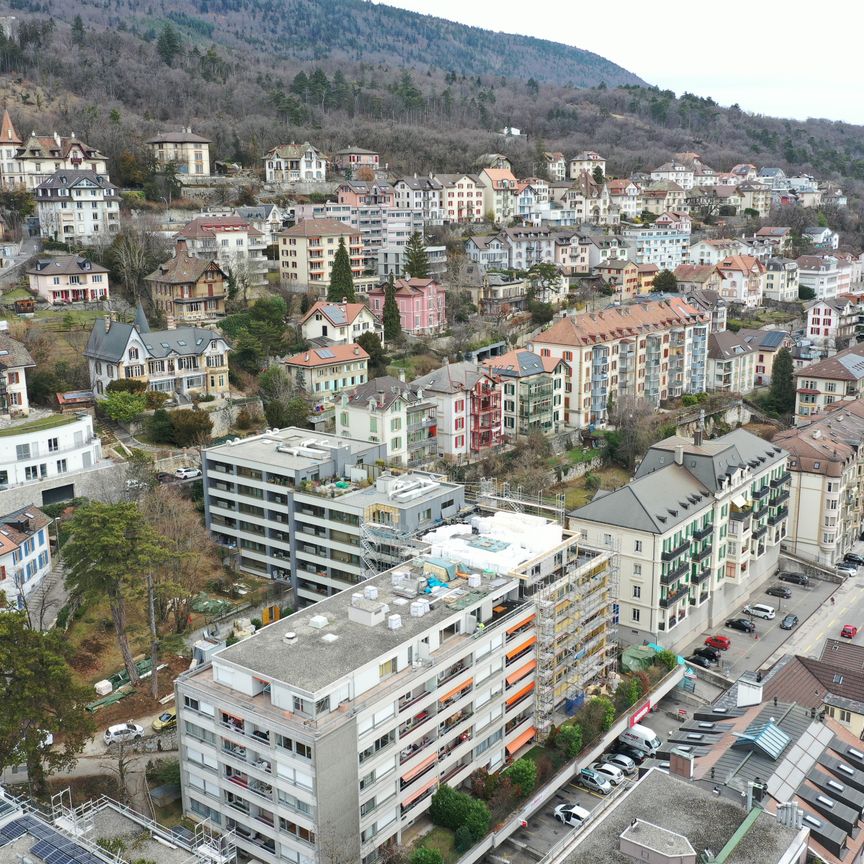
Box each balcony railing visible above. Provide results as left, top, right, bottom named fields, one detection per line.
left=692, top=544, right=712, bottom=563
left=753, top=485, right=770, bottom=500
left=660, top=560, right=689, bottom=585
left=768, top=507, right=789, bottom=525
left=662, top=539, right=690, bottom=561
left=693, top=523, right=713, bottom=541
left=771, top=472, right=791, bottom=488
left=660, top=586, right=687, bottom=608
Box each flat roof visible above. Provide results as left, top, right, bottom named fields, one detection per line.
left=203, top=427, right=379, bottom=472
left=215, top=556, right=524, bottom=692
left=336, top=473, right=464, bottom=511
left=564, top=769, right=802, bottom=864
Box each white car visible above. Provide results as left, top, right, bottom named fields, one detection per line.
left=554, top=803, right=591, bottom=828
left=601, top=752, right=637, bottom=775
left=837, top=562, right=858, bottom=576
left=590, top=761, right=625, bottom=786
left=175, top=467, right=202, bottom=480
left=103, top=723, right=144, bottom=746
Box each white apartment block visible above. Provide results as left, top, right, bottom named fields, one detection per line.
left=300, top=301, right=383, bottom=345
left=0, top=504, right=52, bottom=611
left=202, top=428, right=468, bottom=605
left=620, top=217, right=690, bottom=270
left=797, top=255, right=840, bottom=300
left=392, top=176, right=443, bottom=224
left=279, top=218, right=364, bottom=289
left=0, top=412, right=102, bottom=492
left=707, top=331, right=756, bottom=394
left=530, top=298, right=709, bottom=428
left=775, top=401, right=864, bottom=567
left=650, top=161, right=695, bottom=190
left=176, top=510, right=614, bottom=864
left=26, top=254, right=110, bottom=304
left=35, top=170, right=120, bottom=246
left=570, top=428, right=790, bottom=653
left=763, top=258, right=799, bottom=302
left=805, top=297, right=859, bottom=352
left=147, top=129, right=212, bottom=177
left=543, top=152, right=566, bottom=182
left=178, top=216, right=268, bottom=290
left=433, top=174, right=484, bottom=223
left=794, top=342, right=864, bottom=423
left=569, top=151, right=606, bottom=178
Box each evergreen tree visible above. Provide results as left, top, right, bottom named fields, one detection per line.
left=403, top=231, right=429, bottom=279
left=71, top=15, right=85, bottom=45
left=383, top=272, right=402, bottom=341
left=652, top=269, right=678, bottom=292
left=768, top=347, right=795, bottom=414
left=327, top=238, right=355, bottom=301
left=157, top=23, right=182, bottom=66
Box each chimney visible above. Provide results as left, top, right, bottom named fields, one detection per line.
left=735, top=672, right=764, bottom=708
left=674, top=445, right=684, bottom=465
left=694, top=408, right=705, bottom=446
left=104, top=317, right=111, bottom=333
left=175, top=237, right=188, bottom=256
left=165, top=313, right=176, bottom=331
left=776, top=802, right=804, bottom=829
left=53, top=131, right=60, bottom=145
left=398, top=369, right=405, bottom=383
left=669, top=748, right=694, bottom=779
left=353, top=346, right=359, bottom=356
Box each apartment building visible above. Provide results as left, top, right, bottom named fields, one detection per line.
left=35, top=170, right=120, bottom=246
left=640, top=181, right=686, bottom=216
left=774, top=401, right=864, bottom=566
left=147, top=129, right=211, bottom=176
left=650, top=161, right=695, bottom=189
left=620, top=214, right=690, bottom=270
left=176, top=509, right=614, bottom=864
left=569, top=150, right=606, bottom=178
left=300, top=301, right=382, bottom=345
left=283, top=344, right=369, bottom=408
left=0, top=333, right=32, bottom=418
left=333, top=147, right=380, bottom=173
left=764, top=257, right=800, bottom=302
left=279, top=219, right=364, bottom=289
left=85, top=312, right=231, bottom=399
left=0, top=504, right=51, bottom=611
left=0, top=412, right=102, bottom=492
left=478, top=168, right=518, bottom=223
left=263, top=143, right=327, bottom=184
left=202, top=427, right=466, bottom=601
left=607, top=179, right=642, bottom=220
left=483, top=350, right=566, bottom=437
left=716, top=255, right=766, bottom=308
left=26, top=254, right=110, bottom=304
left=684, top=287, right=727, bottom=332
left=707, top=331, right=756, bottom=394
left=434, top=174, right=484, bottom=223
left=738, top=329, right=794, bottom=386
left=410, top=362, right=503, bottom=461
left=794, top=342, right=864, bottom=423
left=366, top=279, right=445, bottom=335
left=236, top=205, right=287, bottom=248
left=689, top=239, right=749, bottom=266
left=339, top=376, right=439, bottom=469
left=392, top=176, right=443, bottom=224
left=597, top=259, right=640, bottom=301
left=543, top=151, right=566, bottom=182
left=178, top=216, right=268, bottom=291
left=530, top=298, right=709, bottom=428
left=797, top=255, right=840, bottom=300
left=145, top=238, right=227, bottom=324
left=569, top=427, right=790, bottom=652
left=804, top=297, right=859, bottom=352
left=337, top=180, right=394, bottom=209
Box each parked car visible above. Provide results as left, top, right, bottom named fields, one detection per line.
left=779, top=572, right=810, bottom=586
left=705, top=634, right=731, bottom=650
left=845, top=553, right=864, bottom=566
left=175, top=466, right=202, bottom=480
left=841, top=625, right=859, bottom=639
left=578, top=767, right=613, bottom=795
left=744, top=604, right=775, bottom=620
left=589, top=761, right=625, bottom=786
left=687, top=654, right=712, bottom=669
left=601, top=752, right=637, bottom=775
left=152, top=708, right=177, bottom=731
left=694, top=645, right=721, bottom=663
left=554, top=803, right=591, bottom=827
left=766, top=585, right=792, bottom=599
left=726, top=618, right=756, bottom=633
left=104, top=723, right=143, bottom=746
left=612, top=742, right=647, bottom=764
left=838, top=563, right=858, bottom=577
left=780, top=614, right=799, bottom=630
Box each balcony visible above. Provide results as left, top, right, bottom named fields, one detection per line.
left=693, top=523, right=713, bottom=541
left=753, top=485, right=770, bottom=500
left=691, top=544, right=712, bottom=564
left=660, top=560, right=689, bottom=585
left=772, top=488, right=790, bottom=505
left=771, top=471, right=791, bottom=488
left=752, top=524, right=768, bottom=540
left=691, top=567, right=711, bottom=585
left=659, top=586, right=687, bottom=608
left=662, top=538, right=690, bottom=561
left=768, top=507, right=789, bottom=526
left=753, top=500, right=769, bottom=518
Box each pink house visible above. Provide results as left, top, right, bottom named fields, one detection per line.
left=368, top=278, right=446, bottom=335
left=336, top=180, right=394, bottom=208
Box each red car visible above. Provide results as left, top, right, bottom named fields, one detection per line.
left=705, top=634, right=731, bottom=650
left=841, top=625, right=858, bottom=639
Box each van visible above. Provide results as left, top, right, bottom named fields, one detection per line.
left=744, top=603, right=775, bottom=620
left=618, top=723, right=662, bottom=756
left=578, top=767, right=613, bottom=795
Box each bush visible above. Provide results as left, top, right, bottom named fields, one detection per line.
left=410, top=850, right=442, bottom=864
left=584, top=471, right=601, bottom=491
left=503, top=758, right=537, bottom=797
left=145, top=390, right=170, bottom=409
left=429, top=785, right=469, bottom=832
left=681, top=393, right=699, bottom=406
left=169, top=408, right=213, bottom=447
left=106, top=379, right=147, bottom=394
left=236, top=405, right=263, bottom=430
left=556, top=723, right=583, bottom=758
left=251, top=617, right=263, bottom=630
left=657, top=649, right=678, bottom=671
left=454, top=825, right=474, bottom=854
left=149, top=408, right=174, bottom=443
left=464, top=799, right=491, bottom=841
left=101, top=391, right=147, bottom=423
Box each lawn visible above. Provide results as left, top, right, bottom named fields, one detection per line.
left=416, top=826, right=456, bottom=864
left=0, top=413, right=77, bottom=437
left=553, top=464, right=631, bottom=510
left=32, top=308, right=108, bottom=327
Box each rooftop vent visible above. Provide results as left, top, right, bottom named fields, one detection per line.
left=387, top=614, right=402, bottom=631
left=321, top=633, right=339, bottom=643
left=309, top=615, right=329, bottom=630
left=282, top=631, right=297, bottom=645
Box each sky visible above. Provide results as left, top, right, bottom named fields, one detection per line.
left=377, top=0, right=862, bottom=125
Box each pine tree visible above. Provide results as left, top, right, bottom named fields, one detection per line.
left=71, top=15, right=85, bottom=45
left=769, top=347, right=795, bottom=414
left=327, top=238, right=355, bottom=302
left=157, top=23, right=182, bottom=67
left=383, top=272, right=402, bottom=341
left=403, top=232, right=429, bottom=279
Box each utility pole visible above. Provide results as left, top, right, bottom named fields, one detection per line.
left=147, top=572, right=158, bottom=700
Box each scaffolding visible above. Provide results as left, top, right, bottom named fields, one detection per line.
left=359, top=509, right=431, bottom=580
left=475, top=477, right=566, bottom=524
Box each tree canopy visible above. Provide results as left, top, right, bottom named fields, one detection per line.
left=652, top=269, right=678, bottom=292
left=383, top=273, right=402, bottom=341
left=767, top=347, right=795, bottom=415
left=403, top=232, right=429, bottom=279
left=327, top=238, right=355, bottom=302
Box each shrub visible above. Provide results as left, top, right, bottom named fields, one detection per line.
left=169, top=408, right=213, bottom=447
left=251, top=617, right=263, bottom=630
left=681, top=393, right=699, bottom=406
left=556, top=723, right=583, bottom=758
left=454, top=824, right=474, bottom=854
left=464, top=799, right=491, bottom=841
left=503, top=758, right=537, bottom=797
left=584, top=471, right=601, bottom=492
left=149, top=408, right=174, bottom=443
left=106, top=378, right=147, bottom=394
left=657, top=649, right=678, bottom=671
left=429, top=785, right=469, bottom=831
left=410, top=850, right=442, bottom=864
left=236, top=406, right=263, bottom=429
left=102, top=391, right=147, bottom=423
left=145, top=390, right=170, bottom=409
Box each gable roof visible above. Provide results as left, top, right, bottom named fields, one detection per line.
left=26, top=254, right=108, bottom=278
left=280, top=218, right=357, bottom=238
left=716, top=255, right=764, bottom=274
left=793, top=341, right=864, bottom=382
left=264, top=141, right=322, bottom=160
left=0, top=334, right=34, bottom=370
left=35, top=170, right=117, bottom=195
left=482, top=349, right=565, bottom=379
left=367, top=278, right=439, bottom=297
left=301, top=301, right=378, bottom=328
left=147, top=130, right=211, bottom=144
left=344, top=375, right=424, bottom=411
left=177, top=216, right=262, bottom=239
left=675, top=264, right=718, bottom=284
left=145, top=242, right=225, bottom=286
left=0, top=109, right=20, bottom=145
left=84, top=320, right=229, bottom=363
left=411, top=361, right=496, bottom=394
left=708, top=331, right=756, bottom=360
left=283, top=344, right=368, bottom=368
left=737, top=328, right=789, bottom=351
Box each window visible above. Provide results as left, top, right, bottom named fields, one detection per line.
left=631, top=609, right=640, bottom=622
left=634, top=540, right=643, bottom=552
left=839, top=709, right=852, bottom=723
left=56, top=459, right=67, bottom=473
left=633, top=564, right=642, bottom=576
left=633, top=585, right=641, bottom=598
left=379, top=657, right=397, bottom=678
left=15, top=443, right=30, bottom=460
left=47, top=438, right=58, bottom=453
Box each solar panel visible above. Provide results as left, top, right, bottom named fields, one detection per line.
left=315, top=348, right=335, bottom=359
left=0, top=820, right=27, bottom=841
left=31, top=839, right=58, bottom=859
left=46, top=848, right=76, bottom=864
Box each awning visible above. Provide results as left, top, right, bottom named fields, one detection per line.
left=439, top=677, right=473, bottom=704
left=506, top=635, right=537, bottom=660
left=506, top=680, right=535, bottom=707
left=402, top=753, right=437, bottom=784
left=505, top=726, right=536, bottom=755
left=505, top=659, right=536, bottom=687
left=401, top=776, right=438, bottom=807
left=506, top=613, right=535, bottom=634
left=732, top=493, right=747, bottom=508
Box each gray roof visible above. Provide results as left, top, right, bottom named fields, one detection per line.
left=26, top=254, right=108, bottom=277
left=236, top=205, right=278, bottom=220
left=345, top=375, right=423, bottom=411
left=708, top=330, right=756, bottom=360
left=485, top=350, right=548, bottom=379
left=564, top=769, right=803, bottom=864
left=0, top=334, right=34, bottom=370
left=146, top=130, right=211, bottom=144
left=738, top=329, right=788, bottom=351
left=84, top=319, right=228, bottom=363
left=411, top=361, right=490, bottom=394
left=395, top=175, right=443, bottom=191
left=35, top=169, right=117, bottom=195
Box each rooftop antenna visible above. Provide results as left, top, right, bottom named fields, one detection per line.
left=694, top=408, right=706, bottom=446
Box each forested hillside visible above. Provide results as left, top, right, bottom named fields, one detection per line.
left=1, top=0, right=864, bottom=195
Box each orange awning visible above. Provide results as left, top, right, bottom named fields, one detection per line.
left=506, top=680, right=535, bottom=707
left=506, top=613, right=535, bottom=634
left=505, top=659, right=536, bottom=687
left=402, top=776, right=438, bottom=807
left=506, top=726, right=536, bottom=755
left=402, top=753, right=437, bottom=784
left=506, top=635, right=537, bottom=660
left=439, top=677, right=473, bottom=704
